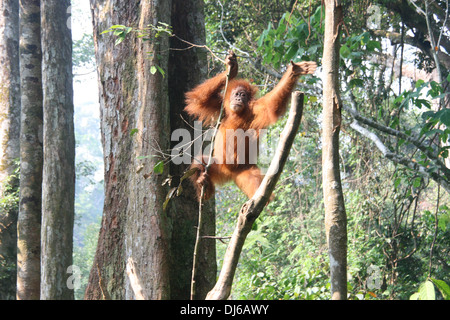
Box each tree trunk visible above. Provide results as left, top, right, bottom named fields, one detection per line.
left=168, top=0, right=217, bottom=300
left=322, top=0, right=347, bottom=300
left=40, top=0, right=75, bottom=300
left=0, top=0, right=20, bottom=301
left=17, top=0, right=43, bottom=300
left=85, top=0, right=172, bottom=300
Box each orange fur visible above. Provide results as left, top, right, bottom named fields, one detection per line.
left=184, top=59, right=316, bottom=201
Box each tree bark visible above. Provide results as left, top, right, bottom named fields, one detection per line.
left=85, top=0, right=172, bottom=300
left=0, top=0, right=20, bottom=301
left=206, top=92, right=304, bottom=300
left=17, top=0, right=43, bottom=300
left=123, top=0, right=172, bottom=300
left=322, top=0, right=347, bottom=300
left=168, top=0, right=217, bottom=300
left=40, top=0, right=75, bottom=300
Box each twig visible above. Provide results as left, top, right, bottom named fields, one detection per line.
left=190, top=62, right=231, bottom=300
left=172, top=34, right=225, bottom=64
left=202, top=235, right=231, bottom=244
left=407, top=0, right=443, bottom=82
left=217, top=0, right=251, bottom=58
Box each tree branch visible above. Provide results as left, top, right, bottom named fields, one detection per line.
left=349, top=120, right=450, bottom=194
left=344, top=93, right=450, bottom=179
left=205, top=92, right=304, bottom=300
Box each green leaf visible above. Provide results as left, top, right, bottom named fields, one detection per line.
left=410, top=292, right=420, bottom=300
left=418, top=281, right=435, bottom=300
left=366, top=40, right=381, bottom=52
left=115, top=36, right=125, bottom=45
left=285, top=43, right=299, bottom=62
left=150, top=65, right=158, bottom=75
left=156, top=65, right=165, bottom=78
left=394, top=178, right=401, bottom=189
left=153, top=160, right=164, bottom=174
left=110, top=25, right=127, bottom=29
left=439, top=109, right=450, bottom=127
left=180, top=167, right=199, bottom=184
left=163, top=187, right=178, bottom=211
left=349, top=78, right=364, bottom=88
left=273, top=39, right=283, bottom=48
left=130, top=128, right=139, bottom=137
left=136, top=155, right=157, bottom=160
left=389, top=116, right=399, bottom=129
left=430, top=278, right=450, bottom=300
left=101, top=25, right=126, bottom=34
left=413, top=177, right=421, bottom=188
left=415, top=79, right=425, bottom=88
left=423, top=128, right=443, bottom=137
left=257, top=31, right=266, bottom=48
left=422, top=110, right=437, bottom=120
left=414, top=99, right=431, bottom=109
left=176, top=184, right=183, bottom=196
left=438, top=213, right=450, bottom=231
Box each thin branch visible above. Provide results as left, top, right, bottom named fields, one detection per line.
left=202, top=235, right=231, bottom=244
left=191, top=60, right=231, bottom=300
left=217, top=0, right=252, bottom=58
left=172, top=34, right=225, bottom=64
left=407, top=0, right=443, bottom=82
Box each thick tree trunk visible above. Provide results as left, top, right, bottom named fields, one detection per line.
left=124, top=0, right=172, bottom=300
left=168, top=0, right=217, bottom=300
left=17, top=0, right=43, bottom=300
left=322, top=0, right=348, bottom=300
left=0, top=0, right=20, bottom=301
left=40, top=0, right=75, bottom=300
left=85, top=0, right=172, bottom=300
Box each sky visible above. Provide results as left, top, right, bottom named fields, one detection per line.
left=72, top=0, right=103, bottom=182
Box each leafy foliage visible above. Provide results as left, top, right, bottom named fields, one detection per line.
left=209, top=0, right=450, bottom=300
left=0, top=160, right=19, bottom=213
left=257, top=7, right=324, bottom=69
